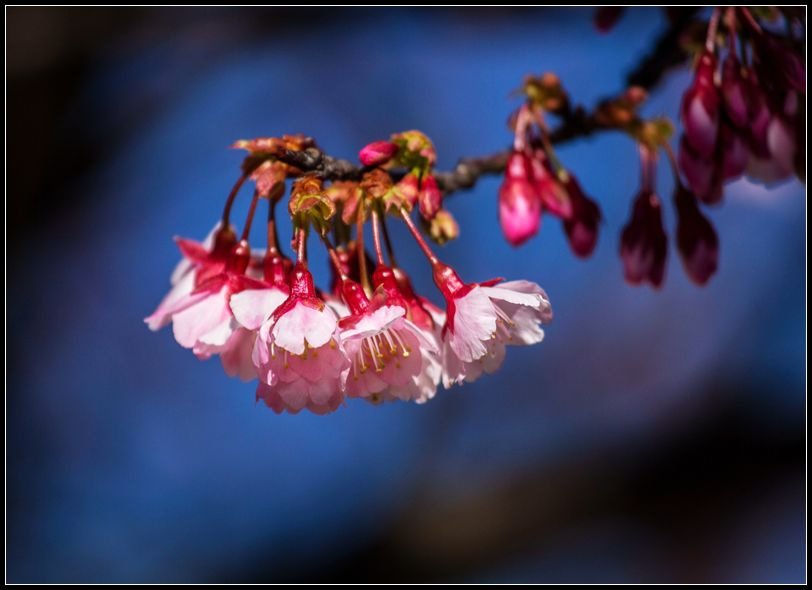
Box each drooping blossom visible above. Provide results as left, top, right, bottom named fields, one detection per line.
left=370, top=265, right=443, bottom=403
left=721, top=53, right=750, bottom=128
left=144, top=222, right=235, bottom=331
left=620, top=190, right=668, bottom=288
left=432, top=262, right=552, bottom=387
left=680, top=50, right=720, bottom=159
left=164, top=240, right=273, bottom=379
left=674, top=185, right=719, bottom=285
left=250, top=262, right=349, bottom=415
left=530, top=149, right=572, bottom=220
left=228, top=250, right=292, bottom=381
left=498, top=150, right=542, bottom=246
left=336, top=276, right=438, bottom=403
left=561, top=173, right=601, bottom=258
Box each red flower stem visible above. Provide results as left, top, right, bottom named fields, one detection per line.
left=356, top=201, right=371, bottom=293
left=221, top=173, right=249, bottom=227
left=662, top=142, right=682, bottom=187
left=738, top=7, right=763, bottom=35
left=639, top=144, right=657, bottom=192
left=296, top=227, right=307, bottom=264
left=320, top=233, right=348, bottom=280
left=240, top=189, right=260, bottom=242
left=266, top=197, right=281, bottom=254
left=370, top=207, right=386, bottom=266
left=399, top=208, right=439, bottom=266
left=534, top=107, right=565, bottom=173
left=705, top=7, right=722, bottom=52
left=379, top=210, right=398, bottom=267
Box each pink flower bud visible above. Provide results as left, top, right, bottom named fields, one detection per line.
left=418, top=174, right=442, bottom=220
left=721, top=124, right=749, bottom=181
left=721, top=53, right=749, bottom=129
left=755, top=33, right=806, bottom=94
left=499, top=175, right=541, bottom=247
left=767, top=116, right=796, bottom=177
left=675, top=185, right=718, bottom=285
left=679, top=137, right=720, bottom=204
left=562, top=175, right=601, bottom=258
left=681, top=51, right=720, bottom=158
left=397, top=172, right=420, bottom=207
left=506, top=149, right=533, bottom=180
left=359, top=140, right=398, bottom=166
left=530, top=151, right=572, bottom=220
left=745, top=73, right=773, bottom=158
left=620, top=190, right=668, bottom=288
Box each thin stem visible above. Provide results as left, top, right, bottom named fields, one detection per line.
left=296, top=227, right=307, bottom=264
left=266, top=197, right=281, bottom=254
left=706, top=7, right=722, bottom=52
left=513, top=104, right=532, bottom=152
left=221, top=173, right=249, bottom=227
left=662, top=142, right=682, bottom=187
left=379, top=211, right=398, bottom=267
left=254, top=14, right=698, bottom=199
left=356, top=201, right=371, bottom=293
left=738, top=7, right=763, bottom=35
left=320, top=233, right=347, bottom=280
left=534, top=107, right=565, bottom=173
left=370, top=206, right=386, bottom=265
left=639, top=144, right=658, bottom=192
left=240, top=189, right=260, bottom=242
left=399, top=208, right=439, bottom=266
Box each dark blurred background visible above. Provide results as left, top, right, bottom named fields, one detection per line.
left=6, top=7, right=806, bottom=583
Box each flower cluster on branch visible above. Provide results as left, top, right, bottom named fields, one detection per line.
left=146, top=6, right=804, bottom=413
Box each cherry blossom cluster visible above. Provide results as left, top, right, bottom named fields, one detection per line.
left=145, top=7, right=803, bottom=413
left=146, top=133, right=552, bottom=414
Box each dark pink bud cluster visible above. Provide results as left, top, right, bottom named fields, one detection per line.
left=359, top=131, right=445, bottom=222
left=498, top=104, right=601, bottom=256
left=679, top=9, right=803, bottom=202
left=622, top=148, right=720, bottom=288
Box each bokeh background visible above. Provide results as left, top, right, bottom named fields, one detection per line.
left=6, top=7, right=806, bottom=583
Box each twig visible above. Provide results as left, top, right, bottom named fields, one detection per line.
left=269, top=8, right=700, bottom=196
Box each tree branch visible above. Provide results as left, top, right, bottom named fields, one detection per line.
left=271, top=8, right=700, bottom=195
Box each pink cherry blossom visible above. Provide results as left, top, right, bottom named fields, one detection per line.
left=145, top=222, right=235, bottom=331
left=227, top=249, right=293, bottom=380
left=251, top=263, right=349, bottom=414
left=168, top=241, right=271, bottom=378
left=341, top=303, right=437, bottom=403
left=338, top=275, right=440, bottom=403
left=432, top=263, right=552, bottom=387
left=388, top=266, right=445, bottom=403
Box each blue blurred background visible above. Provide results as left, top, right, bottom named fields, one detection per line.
left=7, top=7, right=805, bottom=583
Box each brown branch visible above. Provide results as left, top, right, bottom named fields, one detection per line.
left=271, top=8, right=700, bottom=195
